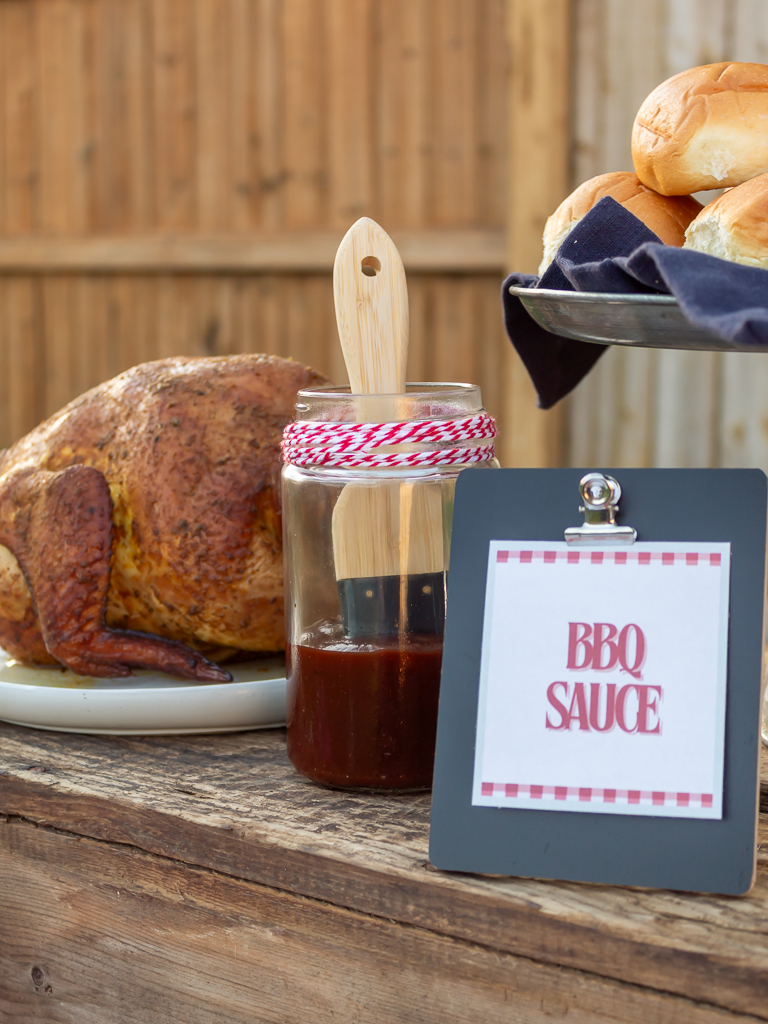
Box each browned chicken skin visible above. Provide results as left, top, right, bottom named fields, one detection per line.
left=0, top=354, right=325, bottom=680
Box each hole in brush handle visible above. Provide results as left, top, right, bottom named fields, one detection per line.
left=360, top=255, right=382, bottom=277
left=338, top=573, right=446, bottom=640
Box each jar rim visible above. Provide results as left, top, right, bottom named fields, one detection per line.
left=296, top=382, right=480, bottom=400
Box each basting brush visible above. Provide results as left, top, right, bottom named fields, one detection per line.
left=331, top=217, right=445, bottom=639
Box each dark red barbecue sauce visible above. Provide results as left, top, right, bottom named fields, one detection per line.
left=286, top=632, right=443, bottom=791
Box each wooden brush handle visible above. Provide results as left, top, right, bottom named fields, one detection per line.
left=333, top=218, right=409, bottom=395
left=331, top=219, right=442, bottom=584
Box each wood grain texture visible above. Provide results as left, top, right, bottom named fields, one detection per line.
left=333, top=218, right=409, bottom=394
left=332, top=481, right=445, bottom=580
left=376, top=0, right=430, bottom=229
left=0, top=724, right=767, bottom=1019
left=0, top=271, right=505, bottom=451
left=566, top=0, right=768, bottom=476
left=331, top=217, right=445, bottom=582
left=327, top=0, right=372, bottom=229
left=1, top=278, right=44, bottom=443
left=282, top=0, right=326, bottom=228
left=0, top=0, right=39, bottom=235
left=3, top=818, right=763, bottom=1024
left=0, top=1, right=515, bottom=463
left=0, top=230, right=505, bottom=272
left=98, top=0, right=154, bottom=233
left=19, top=0, right=768, bottom=477
left=504, top=0, right=570, bottom=468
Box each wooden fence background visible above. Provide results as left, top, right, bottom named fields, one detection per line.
left=0, top=0, right=512, bottom=454
left=2, top=0, right=768, bottom=471
left=567, top=0, right=768, bottom=471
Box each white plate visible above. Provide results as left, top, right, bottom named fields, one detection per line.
left=0, top=650, right=286, bottom=735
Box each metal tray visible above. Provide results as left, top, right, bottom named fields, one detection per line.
left=508, top=285, right=752, bottom=353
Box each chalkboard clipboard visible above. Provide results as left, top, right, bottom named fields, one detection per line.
left=429, top=469, right=766, bottom=895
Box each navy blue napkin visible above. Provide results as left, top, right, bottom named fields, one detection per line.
left=502, top=197, right=662, bottom=409
left=502, top=195, right=768, bottom=408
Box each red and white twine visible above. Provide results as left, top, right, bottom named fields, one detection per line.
left=281, top=413, right=497, bottom=469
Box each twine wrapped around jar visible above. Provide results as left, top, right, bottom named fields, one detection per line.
left=281, top=412, right=497, bottom=469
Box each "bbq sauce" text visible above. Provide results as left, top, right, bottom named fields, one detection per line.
left=545, top=622, right=661, bottom=734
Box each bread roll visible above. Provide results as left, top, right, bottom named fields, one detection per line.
left=684, top=173, right=768, bottom=267
left=632, top=62, right=768, bottom=195
left=539, top=172, right=701, bottom=274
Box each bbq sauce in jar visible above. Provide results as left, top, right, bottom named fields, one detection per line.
left=286, top=625, right=442, bottom=791
left=282, top=384, right=497, bottom=792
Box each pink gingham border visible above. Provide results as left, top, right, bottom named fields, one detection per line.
left=480, top=783, right=713, bottom=808
left=496, top=550, right=721, bottom=566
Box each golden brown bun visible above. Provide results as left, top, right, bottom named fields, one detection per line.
left=539, top=172, right=701, bottom=274
left=632, top=62, right=768, bottom=195
left=684, top=173, right=768, bottom=267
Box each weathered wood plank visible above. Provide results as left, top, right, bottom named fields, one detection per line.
left=0, top=281, right=11, bottom=447
left=152, top=0, right=196, bottom=230
left=37, top=0, right=89, bottom=234
left=433, top=0, right=477, bottom=227
left=506, top=0, right=571, bottom=274
left=0, top=0, right=517, bottom=466
left=0, top=230, right=505, bottom=272
left=407, top=272, right=431, bottom=383
left=376, top=0, right=431, bottom=229
left=108, top=273, right=157, bottom=373
left=568, top=0, right=665, bottom=470
left=476, top=0, right=506, bottom=229
left=476, top=273, right=510, bottom=430
left=98, top=0, right=154, bottom=232
left=326, top=0, right=372, bottom=229
left=71, top=274, right=111, bottom=398
left=3, top=0, right=510, bottom=237
left=252, top=0, right=283, bottom=230
left=154, top=273, right=196, bottom=360
left=504, top=0, right=570, bottom=467
left=665, top=0, right=730, bottom=78
left=194, top=0, right=234, bottom=232
left=281, top=0, right=326, bottom=227
left=3, top=818, right=761, bottom=1024
left=431, top=276, right=478, bottom=384
left=566, top=0, right=768, bottom=476
left=1, top=724, right=766, bottom=1018
left=0, top=0, right=38, bottom=235
left=228, top=0, right=255, bottom=233
left=40, top=275, right=75, bottom=418
left=79, top=0, right=102, bottom=233
left=1, top=277, right=44, bottom=443
left=720, top=353, right=768, bottom=470
left=733, top=0, right=768, bottom=64
left=653, top=350, right=721, bottom=467
left=567, top=346, right=658, bottom=468
left=0, top=271, right=509, bottom=450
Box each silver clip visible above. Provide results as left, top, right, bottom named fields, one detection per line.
left=564, top=473, right=637, bottom=546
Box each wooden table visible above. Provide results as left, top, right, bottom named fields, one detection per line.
left=1, top=723, right=767, bottom=1024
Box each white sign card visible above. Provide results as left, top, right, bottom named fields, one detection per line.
left=472, top=542, right=730, bottom=820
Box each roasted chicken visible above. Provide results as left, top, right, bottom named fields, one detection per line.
left=0, top=354, right=325, bottom=680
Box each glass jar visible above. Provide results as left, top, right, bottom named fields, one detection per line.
left=282, top=383, right=498, bottom=792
